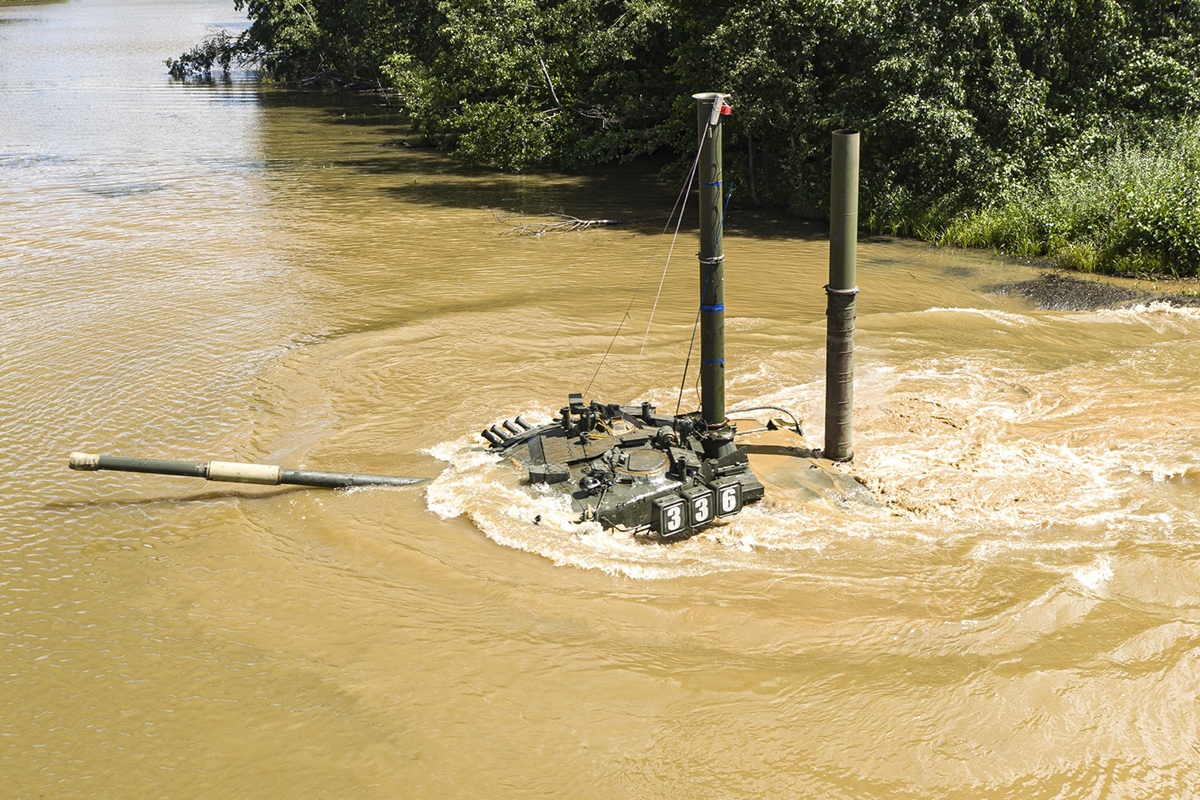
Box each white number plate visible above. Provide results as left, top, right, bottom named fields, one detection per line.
left=654, top=497, right=688, bottom=536
left=715, top=482, right=742, bottom=516
left=688, top=489, right=715, bottom=526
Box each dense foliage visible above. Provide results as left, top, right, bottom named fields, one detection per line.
left=943, top=119, right=1200, bottom=276
left=172, top=0, right=1200, bottom=275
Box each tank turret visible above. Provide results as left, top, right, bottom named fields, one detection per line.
left=484, top=394, right=763, bottom=537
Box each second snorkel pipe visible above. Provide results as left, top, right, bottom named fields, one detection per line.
left=824, top=130, right=859, bottom=462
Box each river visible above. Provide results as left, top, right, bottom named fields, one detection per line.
left=3, top=1, right=1200, bottom=797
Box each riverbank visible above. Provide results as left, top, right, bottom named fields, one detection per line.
left=937, top=117, right=1200, bottom=279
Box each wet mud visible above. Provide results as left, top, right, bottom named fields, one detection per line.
left=990, top=271, right=1200, bottom=310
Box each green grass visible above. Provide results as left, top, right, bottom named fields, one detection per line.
left=940, top=119, right=1200, bottom=277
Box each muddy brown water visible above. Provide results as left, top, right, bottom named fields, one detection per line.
left=4, top=1, right=1200, bottom=797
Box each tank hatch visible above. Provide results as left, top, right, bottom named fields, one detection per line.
left=482, top=393, right=764, bottom=539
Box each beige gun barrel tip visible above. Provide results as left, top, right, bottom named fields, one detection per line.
left=69, top=452, right=100, bottom=471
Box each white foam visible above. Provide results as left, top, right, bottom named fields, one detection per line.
left=925, top=307, right=1038, bottom=327
left=1130, top=460, right=1200, bottom=484
left=1083, top=301, right=1200, bottom=333
left=420, top=326, right=1200, bottom=577
left=1072, top=556, right=1114, bottom=593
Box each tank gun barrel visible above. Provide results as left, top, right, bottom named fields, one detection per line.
left=68, top=452, right=427, bottom=488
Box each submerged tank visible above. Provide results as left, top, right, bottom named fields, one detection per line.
left=484, top=396, right=765, bottom=538
left=479, top=95, right=868, bottom=539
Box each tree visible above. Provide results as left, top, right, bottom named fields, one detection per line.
left=175, top=0, right=1200, bottom=231
left=384, top=0, right=678, bottom=169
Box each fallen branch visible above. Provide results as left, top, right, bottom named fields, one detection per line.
left=496, top=212, right=640, bottom=236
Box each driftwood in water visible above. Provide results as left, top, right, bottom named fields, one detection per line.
left=497, top=212, right=639, bottom=236
left=297, top=69, right=385, bottom=92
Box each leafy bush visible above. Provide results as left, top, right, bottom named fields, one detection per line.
left=944, top=120, right=1200, bottom=276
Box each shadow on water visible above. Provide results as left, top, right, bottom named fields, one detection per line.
left=43, top=485, right=321, bottom=510
left=259, top=89, right=831, bottom=242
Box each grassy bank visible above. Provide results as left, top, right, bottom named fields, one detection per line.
left=938, top=119, right=1200, bottom=278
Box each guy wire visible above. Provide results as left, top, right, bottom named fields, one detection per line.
left=582, top=134, right=707, bottom=398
